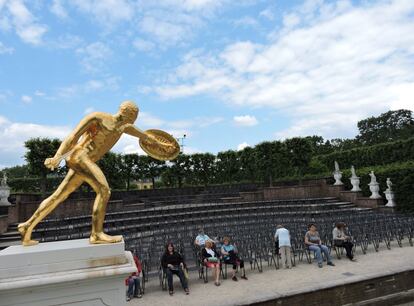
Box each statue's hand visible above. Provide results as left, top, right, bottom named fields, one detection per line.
left=44, top=156, right=60, bottom=171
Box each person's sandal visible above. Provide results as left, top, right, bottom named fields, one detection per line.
left=232, top=276, right=238, bottom=281
left=215, top=281, right=220, bottom=286
left=241, top=275, right=248, bottom=280
left=185, top=288, right=190, bottom=295
left=169, top=291, right=174, bottom=296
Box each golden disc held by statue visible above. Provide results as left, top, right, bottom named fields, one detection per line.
left=139, top=129, right=180, bottom=161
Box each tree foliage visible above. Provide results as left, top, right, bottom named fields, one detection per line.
left=24, top=138, right=61, bottom=196
left=356, top=109, right=414, bottom=145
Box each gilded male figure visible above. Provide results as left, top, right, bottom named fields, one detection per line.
left=18, top=101, right=154, bottom=246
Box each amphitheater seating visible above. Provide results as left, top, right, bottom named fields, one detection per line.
left=1, top=196, right=413, bottom=290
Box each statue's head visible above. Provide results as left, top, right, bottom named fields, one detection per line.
left=118, top=100, right=138, bottom=123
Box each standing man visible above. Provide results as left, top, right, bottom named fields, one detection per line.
left=18, top=101, right=156, bottom=246
left=275, top=224, right=292, bottom=269
left=194, top=227, right=212, bottom=247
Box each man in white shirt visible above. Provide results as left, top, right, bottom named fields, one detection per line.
left=194, top=228, right=211, bottom=247
left=275, top=224, right=292, bottom=269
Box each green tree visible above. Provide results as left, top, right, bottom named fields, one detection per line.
left=24, top=137, right=62, bottom=196
left=255, top=141, right=276, bottom=186
left=216, top=150, right=240, bottom=184
left=140, top=155, right=166, bottom=189
left=356, top=109, right=414, bottom=145
left=238, top=146, right=257, bottom=183
left=330, top=138, right=360, bottom=151
left=119, top=154, right=141, bottom=191
left=97, top=152, right=124, bottom=190
left=0, top=164, right=30, bottom=178
left=285, top=137, right=313, bottom=180
left=168, top=153, right=190, bottom=187
left=190, top=153, right=216, bottom=186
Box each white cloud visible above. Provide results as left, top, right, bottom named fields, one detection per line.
left=0, top=41, right=13, bottom=54
left=84, top=107, right=94, bottom=114
left=34, top=90, right=45, bottom=96
left=71, top=0, right=133, bottom=26
left=233, top=16, right=259, bottom=28
left=5, top=0, right=47, bottom=45
left=259, top=8, right=275, bottom=20
left=139, top=15, right=198, bottom=47
left=76, top=42, right=112, bottom=73
left=133, top=1, right=229, bottom=48
left=237, top=142, right=249, bottom=151
left=21, top=95, right=32, bottom=103
left=55, top=77, right=120, bottom=98
left=51, top=34, right=83, bottom=49
left=133, top=38, right=155, bottom=52
left=50, top=0, right=68, bottom=19
left=233, top=115, right=258, bottom=127
left=0, top=116, right=71, bottom=166
left=138, top=112, right=165, bottom=127
left=155, top=0, right=414, bottom=139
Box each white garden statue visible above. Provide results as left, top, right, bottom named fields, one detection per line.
left=350, top=165, right=361, bottom=192
left=368, top=171, right=381, bottom=199
left=0, top=172, right=11, bottom=206
left=333, top=161, right=343, bottom=185
left=384, top=178, right=396, bottom=207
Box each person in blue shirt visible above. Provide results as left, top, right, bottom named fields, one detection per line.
left=275, top=225, right=292, bottom=269
left=194, top=227, right=212, bottom=247
left=221, top=237, right=247, bottom=281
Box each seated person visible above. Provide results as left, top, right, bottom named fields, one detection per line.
left=333, top=222, right=355, bottom=261
left=275, top=224, right=292, bottom=269
left=202, top=240, right=221, bottom=286
left=125, top=254, right=143, bottom=301
left=195, top=227, right=212, bottom=247
left=304, top=223, right=335, bottom=268
left=221, top=237, right=247, bottom=281
left=161, top=243, right=189, bottom=296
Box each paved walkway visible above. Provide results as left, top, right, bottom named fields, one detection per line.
left=128, top=241, right=414, bottom=306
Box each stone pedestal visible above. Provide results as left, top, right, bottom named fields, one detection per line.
left=350, top=176, right=361, bottom=192
left=369, top=182, right=381, bottom=199
left=385, top=190, right=396, bottom=207
left=0, top=239, right=136, bottom=306
left=339, top=191, right=363, bottom=203
left=0, top=185, right=11, bottom=206
left=356, top=197, right=384, bottom=209
left=333, top=171, right=343, bottom=185
left=327, top=185, right=345, bottom=197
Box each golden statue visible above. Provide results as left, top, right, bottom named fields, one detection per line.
left=18, top=101, right=180, bottom=246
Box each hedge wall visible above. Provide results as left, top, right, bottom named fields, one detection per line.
left=8, top=177, right=65, bottom=193
left=314, top=137, right=414, bottom=169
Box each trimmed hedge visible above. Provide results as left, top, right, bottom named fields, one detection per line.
left=314, top=137, right=414, bottom=169
left=8, top=177, right=65, bottom=193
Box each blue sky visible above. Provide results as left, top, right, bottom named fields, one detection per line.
left=0, top=0, right=414, bottom=168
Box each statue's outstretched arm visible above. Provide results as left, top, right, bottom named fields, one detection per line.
left=123, top=124, right=150, bottom=140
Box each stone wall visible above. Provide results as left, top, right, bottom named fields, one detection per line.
left=16, top=199, right=124, bottom=222
left=0, top=215, right=7, bottom=235
left=251, top=269, right=414, bottom=306
left=263, top=184, right=325, bottom=200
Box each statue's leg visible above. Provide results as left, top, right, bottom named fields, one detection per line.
left=18, top=170, right=84, bottom=246
left=76, top=156, right=122, bottom=244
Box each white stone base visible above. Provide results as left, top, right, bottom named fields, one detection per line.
left=0, top=239, right=136, bottom=306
